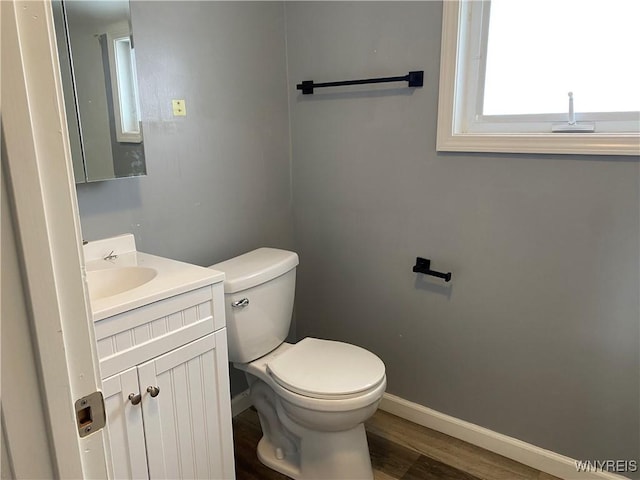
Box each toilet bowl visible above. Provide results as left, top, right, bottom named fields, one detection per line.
left=238, top=339, right=386, bottom=479
left=210, top=248, right=386, bottom=479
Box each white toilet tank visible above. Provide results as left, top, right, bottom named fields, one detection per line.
left=210, top=248, right=299, bottom=363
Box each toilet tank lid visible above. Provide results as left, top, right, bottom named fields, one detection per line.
left=209, top=248, right=299, bottom=293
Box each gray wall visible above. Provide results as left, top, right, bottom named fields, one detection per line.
left=76, top=1, right=293, bottom=267
left=286, top=1, right=639, bottom=465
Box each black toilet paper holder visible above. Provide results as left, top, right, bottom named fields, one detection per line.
left=412, top=257, right=452, bottom=282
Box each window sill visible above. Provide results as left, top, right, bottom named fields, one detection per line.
left=435, top=131, right=640, bottom=156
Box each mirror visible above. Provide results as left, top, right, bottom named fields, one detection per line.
left=53, top=0, right=146, bottom=183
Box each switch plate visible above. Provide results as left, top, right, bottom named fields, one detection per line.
left=172, top=99, right=186, bottom=116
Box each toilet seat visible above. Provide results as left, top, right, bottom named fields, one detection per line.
left=266, top=338, right=386, bottom=400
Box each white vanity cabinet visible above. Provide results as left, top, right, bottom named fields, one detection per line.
left=95, top=283, right=235, bottom=480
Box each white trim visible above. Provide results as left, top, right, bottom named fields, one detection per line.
left=232, top=389, right=253, bottom=417
left=379, top=393, right=628, bottom=480
left=436, top=131, right=640, bottom=157
left=436, top=1, right=640, bottom=156
left=2, top=1, right=109, bottom=477
left=106, top=29, right=143, bottom=144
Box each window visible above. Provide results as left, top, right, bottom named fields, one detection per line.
left=436, top=0, right=640, bottom=156
left=106, top=29, right=142, bottom=143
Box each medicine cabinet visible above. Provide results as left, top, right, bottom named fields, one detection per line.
left=53, top=0, right=147, bottom=183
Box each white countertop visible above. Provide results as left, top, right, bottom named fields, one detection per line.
left=84, top=235, right=224, bottom=321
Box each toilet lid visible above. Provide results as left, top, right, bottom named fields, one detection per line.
left=267, top=338, right=385, bottom=399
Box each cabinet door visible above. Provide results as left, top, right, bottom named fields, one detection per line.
left=137, top=332, right=235, bottom=480
left=102, top=367, right=149, bottom=479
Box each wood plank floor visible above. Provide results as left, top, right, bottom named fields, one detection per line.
left=232, top=408, right=562, bottom=480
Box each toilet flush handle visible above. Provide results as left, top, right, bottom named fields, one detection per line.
left=231, top=298, right=250, bottom=308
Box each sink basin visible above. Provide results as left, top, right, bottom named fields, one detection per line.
left=87, top=266, right=157, bottom=300
left=83, top=235, right=225, bottom=321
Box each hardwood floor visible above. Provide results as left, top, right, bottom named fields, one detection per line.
left=232, top=408, right=561, bottom=480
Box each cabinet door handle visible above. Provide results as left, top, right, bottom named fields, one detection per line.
left=147, top=386, right=160, bottom=398
left=128, top=393, right=142, bottom=405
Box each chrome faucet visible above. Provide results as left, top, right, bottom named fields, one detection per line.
left=103, top=250, right=118, bottom=261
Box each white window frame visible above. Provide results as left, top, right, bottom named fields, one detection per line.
left=106, top=29, right=143, bottom=143
left=436, top=1, right=640, bottom=156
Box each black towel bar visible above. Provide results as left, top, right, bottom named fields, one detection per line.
left=296, top=71, right=424, bottom=95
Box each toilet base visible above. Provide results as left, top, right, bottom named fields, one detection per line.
left=257, top=417, right=374, bottom=480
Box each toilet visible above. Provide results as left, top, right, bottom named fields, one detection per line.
left=210, top=248, right=386, bottom=480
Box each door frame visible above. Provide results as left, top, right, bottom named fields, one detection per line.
left=2, top=1, right=109, bottom=477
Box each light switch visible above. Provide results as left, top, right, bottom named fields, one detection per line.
left=172, top=99, right=186, bottom=116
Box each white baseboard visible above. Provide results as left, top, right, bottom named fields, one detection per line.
left=379, top=393, right=629, bottom=480
left=231, top=389, right=252, bottom=417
